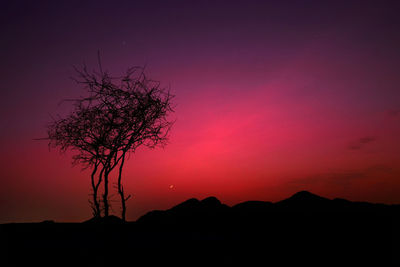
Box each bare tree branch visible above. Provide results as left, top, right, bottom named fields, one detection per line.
left=44, top=56, right=174, bottom=220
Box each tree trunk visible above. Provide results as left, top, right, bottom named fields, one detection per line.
left=103, top=165, right=110, bottom=217
left=117, top=153, right=127, bottom=221
left=94, top=167, right=104, bottom=217
left=90, top=162, right=101, bottom=217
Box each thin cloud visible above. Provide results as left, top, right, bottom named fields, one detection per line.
left=385, top=109, right=400, bottom=118
left=289, top=165, right=393, bottom=188
left=348, top=136, right=377, bottom=150
left=289, top=171, right=366, bottom=187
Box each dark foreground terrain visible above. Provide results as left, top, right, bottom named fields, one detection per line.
left=2, top=191, right=399, bottom=265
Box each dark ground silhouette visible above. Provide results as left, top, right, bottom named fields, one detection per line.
left=2, top=191, right=399, bottom=265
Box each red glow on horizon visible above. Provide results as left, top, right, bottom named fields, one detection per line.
left=1, top=1, right=400, bottom=223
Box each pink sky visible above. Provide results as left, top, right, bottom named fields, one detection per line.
left=1, top=1, right=400, bottom=222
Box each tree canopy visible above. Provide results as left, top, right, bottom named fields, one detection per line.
left=47, top=61, right=174, bottom=220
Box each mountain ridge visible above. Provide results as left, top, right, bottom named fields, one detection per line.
left=136, top=190, right=400, bottom=226
left=4, top=190, right=398, bottom=265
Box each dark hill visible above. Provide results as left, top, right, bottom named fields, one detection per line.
left=278, top=190, right=330, bottom=203
left=137, top=191, right=400, bottom=226
left=83, top=215, right=124, bottom=224
left=137, top=196, right=230, bottom=228
left=3, top=191, right=399, bottom=266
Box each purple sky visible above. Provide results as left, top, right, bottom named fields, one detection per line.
left=1, top=0, right=400, bottom=222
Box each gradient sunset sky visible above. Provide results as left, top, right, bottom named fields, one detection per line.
left=1, top=0, right=400, bottom=222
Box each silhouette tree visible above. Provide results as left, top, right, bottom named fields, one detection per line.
left=46, top=58, right=174, bottom=220
left=47, top=101, right=107, bottom=217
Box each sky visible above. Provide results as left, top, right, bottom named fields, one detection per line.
left=1, top=0, right=400, bottom=223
